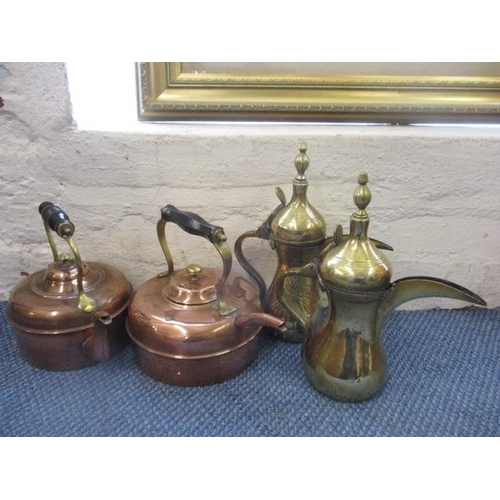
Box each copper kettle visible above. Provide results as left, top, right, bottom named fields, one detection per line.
left=126, top=205, right=287, bottom=386
left=6, top=202, right=133, bottom=371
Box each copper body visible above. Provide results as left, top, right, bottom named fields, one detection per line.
left=127, top=266, right=283, bottom=386
left=7, top=259, right=132, bottom=371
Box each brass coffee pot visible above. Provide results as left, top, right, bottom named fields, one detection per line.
left=235, top=142, right=327, bottom=343
left=126, top=205, right=287, bottom=386
left=277, top=173, right=487, bottom=402
left=235, top=142, right=392, bottom=343
left=6, top=202, right=133, bottom=370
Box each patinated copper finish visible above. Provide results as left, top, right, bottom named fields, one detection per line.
left=6, top=202, right=133, bottom=371
left=126, top=204, right=287, bottom=386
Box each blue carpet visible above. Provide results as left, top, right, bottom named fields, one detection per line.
left=0, top=301, right=498, bottom=436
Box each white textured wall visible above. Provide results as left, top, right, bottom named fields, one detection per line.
left=1, top=62, right=499, bottom=309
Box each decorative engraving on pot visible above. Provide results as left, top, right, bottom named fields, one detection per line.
left=235, top=142, right=327, bottom=343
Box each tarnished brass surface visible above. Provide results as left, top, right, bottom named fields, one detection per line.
left=264, top=242, right=325, bottom=343
left=235, top=142, right=326, bottom=343
left=270, top=143, right=326, bottom=245
left=128, top=205, right=286, bottom=386
left=278, top=174, right=487, bottom=402
left=319, top=173, right=392, bottom=293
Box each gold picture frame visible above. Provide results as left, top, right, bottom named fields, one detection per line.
left=137, top=62, right=500, bottom=124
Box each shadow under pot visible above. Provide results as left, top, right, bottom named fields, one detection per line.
left=126, top=205, right=287, bottom=387
left=6, top=202, right=133, bottom=371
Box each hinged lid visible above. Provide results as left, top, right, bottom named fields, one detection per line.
left=164, top=264, right=218, bottom=305
left=6, top=202, right=132, bottom=334
left=7, top=260, right=131, bottom=334
left=319, top=173, right=392, bottom=293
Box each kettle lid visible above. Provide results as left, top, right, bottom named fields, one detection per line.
left=271, top=142, right=326, bottom=245
left=7, top=258, right=131, bottom=333
left=164, top=263, right=218, bottom=305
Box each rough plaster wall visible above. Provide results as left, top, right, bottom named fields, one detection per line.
left=0, top=62, right=499, bottom=310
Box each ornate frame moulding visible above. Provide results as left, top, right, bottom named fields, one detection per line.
left=137, top=62, right=500, bottom=124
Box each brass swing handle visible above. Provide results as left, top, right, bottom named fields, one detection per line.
left=38, top=202, right=96, bottom=314
left=157, top=204, right=236, bottom=316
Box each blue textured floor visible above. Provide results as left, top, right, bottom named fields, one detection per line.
left=1, top=302, right=498, bottom=436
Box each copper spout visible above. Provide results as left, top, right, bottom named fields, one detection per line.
left=234, top=313, right=287, bottom=333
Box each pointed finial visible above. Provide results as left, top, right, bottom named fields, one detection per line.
left=294, top=141, right=309, bottom=179
left=354, top=172, right=372, bottom=214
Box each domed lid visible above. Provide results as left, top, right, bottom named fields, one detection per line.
left=7, top=258, right=131, bottom=333
left=6, top=202, right=132, bottom=334
left=126, top=266, right=264, bottom=359
left=319, top=173, right=392, bottom=293
left=163, top=263, right=218, bottom=305
left=271, top=142, right=326, bottom=245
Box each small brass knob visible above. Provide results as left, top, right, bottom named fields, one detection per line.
left=187, top=263, right=202, bottom=280
left=294, top=141, right=309, bottom=178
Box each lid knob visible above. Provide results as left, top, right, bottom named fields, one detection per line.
left=187, top=263, right=202, bottom=281
left=318, top=172, right=392, bottom=292
left=354, top=172, right=371, bottom=213
left=294, top=141, right=309, bottom=179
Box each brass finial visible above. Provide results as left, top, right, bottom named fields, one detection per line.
left=354, top=172, right=372, bottom=215
left=294, top=141, right=309, bottom=179
left=187, top=263, right=202, bottom=280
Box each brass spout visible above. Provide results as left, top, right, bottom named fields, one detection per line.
left=234, top=313, right=287, bottom=333
left=377, top=276, right=487, bottom=331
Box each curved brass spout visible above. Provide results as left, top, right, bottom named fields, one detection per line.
left=377, top=276, right=487, bottom=332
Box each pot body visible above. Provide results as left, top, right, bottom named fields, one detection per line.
left=126, top=267, right=265, bottom=386
left=6, top=261, right=132, bottom=371
left=13, top=311, right=129, bottom=371
left=303, top=290, right=387, bottom=402
left=135, top=335, right=259, bottom=386
left=265, top=241, right=325, bottom=343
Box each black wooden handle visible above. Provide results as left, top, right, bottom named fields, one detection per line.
left=160, top=204, right=225, bottom=244
left=39, top=201, right=75, bottom=238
